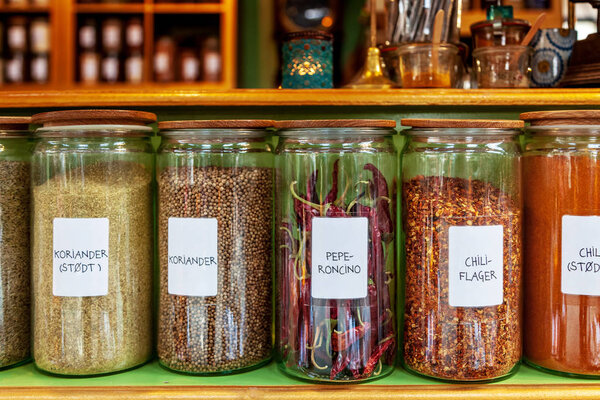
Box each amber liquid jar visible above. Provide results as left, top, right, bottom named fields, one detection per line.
left=522, top=110, right=600, bottom=377
left=401, top=118, right=523, bottom=382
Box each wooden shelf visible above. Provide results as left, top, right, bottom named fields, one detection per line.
left=153, top=3, right=223, bottom=13
left=0, top=5, right=49, bottom=13
left=75, top=3, right=146, bottom=13
left=0, top=88, right=598, bottom=108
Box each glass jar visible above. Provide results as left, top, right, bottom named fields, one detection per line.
left=522, top=110, right=600, bottom=377
left=281, top=31, right=333, bottom=89
left=156, top=120, right=274, bottom=375
left=31, top=110, right=155, bottom=376
left=0, top=117, right=31, bottom=370
left=274, top=120, right=397, bottom=382
left=401, top=118, right=523, bottom=382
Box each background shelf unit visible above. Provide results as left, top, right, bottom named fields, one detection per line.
left=0, top=0, right=237, bottom=89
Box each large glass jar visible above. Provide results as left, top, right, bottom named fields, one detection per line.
left=522, top=110, right=600, bottom=377
left=31, top=110, right=155, bottom=376
left=156, top=120, right=274, bottom=375
left=0, top=117, right=31, bottom=370
left=274, top=120, right=397, bottom=382
left=401, top=118, right=523, bottom=382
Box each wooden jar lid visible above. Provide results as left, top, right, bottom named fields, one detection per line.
left=273, top=119, right=396, bottom=129
left=402, top=118, right=524, bottom=129
left=158, top=120, right=274, bottom=130
left=0, top=116, right=31, bottom=131
left=520, top=110, right=600, bottom=126
left=32, top=110, right=157, bottom=127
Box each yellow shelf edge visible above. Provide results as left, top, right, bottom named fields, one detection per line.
left=0, top=88, right=599, bottom=108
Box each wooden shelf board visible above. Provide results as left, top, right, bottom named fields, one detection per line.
left=0, top=88, right=598, bottom=108
left=152, top=3, right=223, bottom=14
left=75, top=3, right=145, bottom=13
left=4, top=383, right=600, bottom=400
left=0, top=5, right=49, bottom=13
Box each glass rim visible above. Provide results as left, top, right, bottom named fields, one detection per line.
left=472, top=45, right=533, bottom=56
left=35, top=124, right=153, bottom=137
left=160, top=128, right=269, bottom=139
left=404, top=127, right=521, bottom=137
left=277, top=127, right=395, bottom=138
left=396, top=42, right=459, bottom=55
left=526, top=125, right=600, bottom=136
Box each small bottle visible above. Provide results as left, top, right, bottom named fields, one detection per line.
left=154, top=37, right=175, bottom=82
left=125, top=17, right=143, bottom=53
left=101, top=52, right=120, bottom=83
left=125, top=51, right=143, bottom=84
left=79, top=19, right=100, bottom=84
left=124, top=18, right=143, bottom=84
left=79, top=19, right=98, bottom=51
left=7, top=17, right=28, bottom=54
left=102, top=18, right=122, bottom=54
left=5, top=53, right=26, bottom=84
left=201, top=36, right=221, bottom=82
left=180, top=49, right=199, bottom=82
left=30, top=17, right=50, bottom=84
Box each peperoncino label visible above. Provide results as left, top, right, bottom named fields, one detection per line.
left=168, top=217, right=218, bottom=297
left=561, top=215, right=600, bottom=296
left=53, top=218, right=109, bottom=297
left=311, top=217, right=368, bottom=299
left=448, top=225, right=504, bottom=307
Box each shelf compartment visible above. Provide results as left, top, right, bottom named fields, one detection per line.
left=0, top=5, right=50, bottom=13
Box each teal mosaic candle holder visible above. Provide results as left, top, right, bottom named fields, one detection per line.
left=282, top=31, right=333, bottom=89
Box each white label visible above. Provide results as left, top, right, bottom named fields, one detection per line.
left=182, top=57, right=199, bottom=82
left=448, top=225, right=504, bottom=307
left=102, top=57, right=118, bottom=82
left=80, top=26, right=96, bottom=49
left=53, top=218, right=109, bottom=297
left=30, top=21, right=49, bottom=53
left=103, top=25, right=121, bottom=50
left=8, top=26, right=26, bottom=50
left=31, top=56, right=48, bottom=83
left=311, top=217, right=368, bottom=299
left=154, top=53, right=169, bottom=73
left=203, top=53, right=221, bottom=81
left=126, top=24, right=143, bottom=48
left=81, top=53, right=99, bottom=83
left=561, top=215, right=600, bottom=296
left=126, top=56, right=143, bottom=83
left=168, top=218, right=218, bottom=297
left=5, top=57, right=23, bottom=83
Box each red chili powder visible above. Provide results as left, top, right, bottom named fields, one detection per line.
left=524, top=154, right=600, bottom=375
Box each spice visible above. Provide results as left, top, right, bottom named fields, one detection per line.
left=32, top=161, right=153, bottom=375
left=0, top=161, right=30, bottom=368
left=524, top=155, right=600, bottom=375
left=157, top=166, right=273, bottom=373
left=403, top=175, right=521, bottom=381
left=278, top=161, right=396, bottom=381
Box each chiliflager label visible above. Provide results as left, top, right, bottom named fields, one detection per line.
left=448, top=225, right=504, bottom=307
left=168, top=217, right=218, bottom=296
left=53, top=218, right=109, bottom=297
left=311, top=217, right=368, bottom=299
left=561, top=215, right=600, bottom=296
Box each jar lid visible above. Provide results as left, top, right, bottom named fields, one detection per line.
left=402, top=118, right=524, bottom=129
left=274, top=119, right=396, bottom=129
left=284, top=31, right=333, bottom=41
left=158, top=120, right=274, bottom=130
left=32, top=109, right=157, bottom=127
left=520, top=110, right=600, bottom=126
left=0, top=116, right=31, bottom=131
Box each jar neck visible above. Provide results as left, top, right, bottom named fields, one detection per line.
left=160, top=128, right=268, bottom=144
left=35, top=124, right=152, bottom=138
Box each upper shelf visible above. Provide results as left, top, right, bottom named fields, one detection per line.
left=0, top=88, right=599, bottom=108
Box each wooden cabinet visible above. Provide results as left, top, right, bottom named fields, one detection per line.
left=0, top=0, right=237, bottom=89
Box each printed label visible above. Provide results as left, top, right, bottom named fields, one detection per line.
left=561, top=215, right=600, bottom=296
left=448, top=225, right=504, bottom=307
left=126, top=25, right=143, bottom=48
left=53, top=218, right=109, bottom=297
left=126, top=57, right=143, bottom=83
left=102, top=57, right=118, bottom=82
left=311, top=217, right=368, bottom=299
left=79, top=26, right=96, bottom=49
left=168, top=218, right=218, bottom=297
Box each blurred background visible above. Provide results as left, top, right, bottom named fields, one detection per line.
left=0, top=0, right=595, bottom=89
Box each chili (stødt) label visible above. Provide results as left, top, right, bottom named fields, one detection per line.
left=561, top=215, right=600, bottom=296
left=168, top=217, right=218, bottom=297
left=448, top=225, right=504, bottom=307
left=311, top=217, right=368, bottom=299
left=53, top=218, right=109, bottom=297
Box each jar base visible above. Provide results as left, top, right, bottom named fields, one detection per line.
left=34, top=358, right=150, bottom=378
left=277, top=361, right=395, bottom=383
left=0, top=357, right=31, bottom=371
left=158, top=356, right=273, bottom=376
left=524, top=358, right=600, bottom=379
left=401, top=361, right=521, bottom=383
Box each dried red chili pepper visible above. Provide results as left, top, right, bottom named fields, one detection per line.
left=332, top=322, right=371, bottom=352
left=330, top=353, right=350, bottom=380
left=362, top=337, right=395, bottom=378
left=324, top=159, right=339, bottom=204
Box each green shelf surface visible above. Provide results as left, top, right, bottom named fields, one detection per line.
left=1, top=361, right=598, bottom=387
